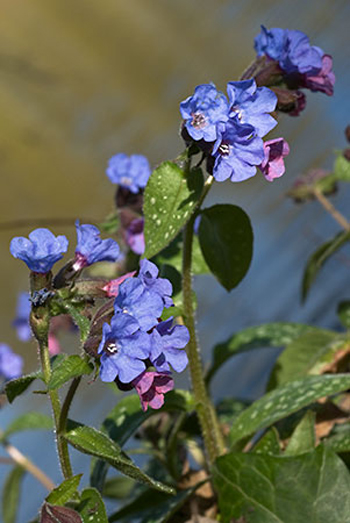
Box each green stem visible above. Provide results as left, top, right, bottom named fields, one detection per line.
left=38, top=334, right=73, bottom=480
left=182, top=211, right=225, bottom=465
left=58, top=377, right=81, bottom=434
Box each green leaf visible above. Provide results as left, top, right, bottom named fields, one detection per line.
left=90, top=390, right=193, bottom=490
left=206, top=322, right=311, bottom=385
left=143, top=162, right=203, bottom=258
left=48, top=355, right=93, bottom=390
left=5, top=372, right=41, bottom=403
left=333, top=154, right=350, bottom=181
left=337, top=301, right=350, bottom=329
left=2, top=466, right=25, bottom=523
left=64, top=423, right=174, bottom=494
left=78, top=488, right=108, bottom=523
left=212, top=446, right=350, bottom=523
left=253, top=428, right=280, bottom=456
left=268, top=328, right=340, bottom=388
left=61, top=301, right=91, bottom=342
left=324, top=423, right=350, bottom=454
left=302, top=230, right=350, bottom=301
left=102, top=476, right=135, bottom=499
left=198, top=204, right=253, bottom=291
left=155, top=234, right=209, bottom=275
left=46, top=475, right=82, bottom=505
left=230, top=374, right=350, bottom=445
left=109, top=486, right=198, bottom=523
left=284, top=411, right=315, bottom=456
left=2, top=412, right=53, bottom=440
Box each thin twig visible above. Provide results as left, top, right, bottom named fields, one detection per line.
left=313, top=188, right=350, bottom=231
left=0, top=433, right=55, bottom=491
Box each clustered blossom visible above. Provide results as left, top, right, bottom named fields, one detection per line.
left=106, top=153, right=151, bottom=194
left=255, top=26, right=335, bottom=96
left=181, top=79, right=289, bottom=183
left=98, top=259, right=189, bottom=411
left=10, top=229, right=68, bottom=273
left=73, top=221, right=120, bottom=271
left=0, top=344, right=23, bottom=381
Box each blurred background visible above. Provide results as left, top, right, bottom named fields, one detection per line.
left=0, top=0, right=350, bottom=520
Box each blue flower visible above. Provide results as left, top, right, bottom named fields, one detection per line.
left=13, top=292, right=32, bottom=342
left=180, top=83, right=229, bottom=142
left=150, top=318, right=189, bottom=373
left=74, top=221, right=120, bottom=270
left=114, top=277, right=164, bottom=331
left=227, top=79, right=277, bottom=137
left=106, top=153, right=151, bottom=193
left=212, top=120, right=265, bottom=182
left=0, top=344, right=23, bottom=381
left=98, top=314, right=150, bottom=383
left=10, top=229, right=68, bottom=273
left=138, top=259, right=173, bottom=308
left=255, top=26, right=323, bottom=75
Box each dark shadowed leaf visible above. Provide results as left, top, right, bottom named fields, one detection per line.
left=40, top=503, right=82, bottom=523
left=48, top=355, right=93, bottom=390
left=5, top=372, right=41, bottom=403
left=268, top=328, right=340, bottom=388
left=102, top=476, right=135, bottom=499
left=212, top=446, right=350, bottom=523
left=337, top=301, right=350, bottom=329
left=143, top=162, right=203, bottom=258
left=46, top=475, right=82, bottom=506
left=206, top=322, right=311, bottom=385
left=284, top=411, right=315, bottom=456
left=198, top=204, right=253, bottom=291
left=77, top=488, right=108, bottom=523
left=2, top=466, right=25, bottom=523
left=64, top=423, right=174, bottom=493
left=3, top=412, right=53, bottom=440
left=155, top=234, right=209, bottom=275
left=230, top=374, right=350, bottom=445
left=302, top=230, right=350, bottom=301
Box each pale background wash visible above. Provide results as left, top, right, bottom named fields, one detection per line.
left=0, top=1, right=350, bottom=520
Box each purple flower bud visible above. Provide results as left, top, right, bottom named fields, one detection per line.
left=227, top=79, right=277, bottom=137
left=150, top=318, right=189, bottom=373
left=0, top=344, right=23, bottom=381
left=302, top=55, right=335, bottom=96
left=106, top=153, right=151, bottom=194
left=98, top=313, right=150, bottom=383
left=13, top=292, right=32, bottom=342
left=73, top=221, right=120, bottom=270
left=259, top=138, right=290, bottom=181
left=132, top=371, right=174, bottom=411
left=10, top=229, right=68, bottom=273
left=180, top=83, right=229, bottom=142
left=212, top=120, right=265, bottom=182
left=125, top=218, right=145, bottom=255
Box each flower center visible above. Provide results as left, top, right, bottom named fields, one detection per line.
left=191, top=112, right=207, bottom=129
left=120, top=176, right=132, bottom=187
left=218, top=142, right=231, bottom=156
left=231, top=105, right=243, bottom=121
left=105, top=341, right=119, bottom=355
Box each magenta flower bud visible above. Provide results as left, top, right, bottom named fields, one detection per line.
left=102, top=272, right=136, bottom=298
left=259, top=138, right=290, bottom=181
left=302, top=55, right=335, bottom=96
left=132, top=371, right=174, bottom=411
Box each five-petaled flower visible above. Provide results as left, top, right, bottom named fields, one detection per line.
left=106, top=153, right=151, bottom=193
left=73, top=220, right=120, bottom=271
left=10, top=228, right=68, bottom=273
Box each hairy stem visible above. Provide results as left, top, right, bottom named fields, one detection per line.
left=313, top=188, right=350, bottom=231
left=182, top=211, right=225, bottom=464
left=58, top=377, right=81, bottom=435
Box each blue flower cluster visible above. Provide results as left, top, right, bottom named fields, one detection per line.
left=255, top=26, right=335, bottom=96
left=10, top=223, right=120, bottom=274
left=97, top=259, right=189, bottom=394
left=180, top=79, right=280, bottom=183
left=106, top=153, right=151, bottom=194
